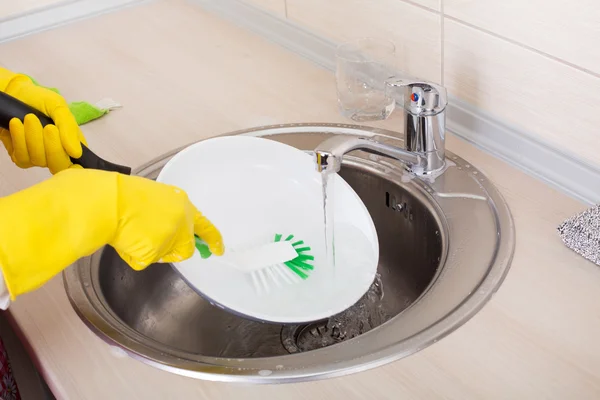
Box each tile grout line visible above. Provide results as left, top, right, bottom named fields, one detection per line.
left=397, top=0, right=441, bottom=14
left=287, top=0, right=600, bottom=81
left=444, top=14, right=600, bottom=80
left=283, top=0, right=288, bottom=18
left=394, top=0, right=443, bottom=84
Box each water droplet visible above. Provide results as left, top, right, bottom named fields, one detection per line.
left=275, top=365, right=284, bottom=370
left=465, top=164, right=470, bottom=168
left=258, top=370, right=272, bottom=376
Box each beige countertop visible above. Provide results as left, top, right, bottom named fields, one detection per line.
left=0, top=1, right=599, bottom=399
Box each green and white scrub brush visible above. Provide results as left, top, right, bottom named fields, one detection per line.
left=195, top=233, right=314, bottom=293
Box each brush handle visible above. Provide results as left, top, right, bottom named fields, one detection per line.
left=0, top=91, right=131, bottom=175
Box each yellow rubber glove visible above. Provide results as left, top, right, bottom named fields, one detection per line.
left=0, top=67, right=86, bottom=174
left=0, top=169, right=224, bottom=299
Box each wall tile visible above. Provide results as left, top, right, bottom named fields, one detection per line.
left=287, top=0, right=442, bottom=83
left=241, top=0, right=286, bottom=17
left=444, top=0, right=600, bottom=75
left=444, top=19, right=600, bottom=166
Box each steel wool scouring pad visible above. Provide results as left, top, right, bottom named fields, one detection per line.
left=557, top=204, right=600, bottom=266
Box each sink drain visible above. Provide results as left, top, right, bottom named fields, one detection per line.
left=281, top=274, right=389, bottom=353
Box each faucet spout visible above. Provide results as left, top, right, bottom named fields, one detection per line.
left=314, top=136, right=423, bottom=174
left=315, top=79, right=448, bottom=176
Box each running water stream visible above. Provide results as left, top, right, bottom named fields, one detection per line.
left=321, top=170, right=336, bottom=276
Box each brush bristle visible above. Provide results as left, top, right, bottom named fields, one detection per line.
left=274, top=233, right=314, bottom=280
left=249, top=234, right=316, bottom=294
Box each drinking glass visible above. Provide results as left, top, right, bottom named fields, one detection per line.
left=335, top=38, right=397, bottom=121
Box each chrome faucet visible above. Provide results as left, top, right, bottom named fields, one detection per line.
left=315, top=79, right=448, bottom=175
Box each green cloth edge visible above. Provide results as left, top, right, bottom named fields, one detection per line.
left=25, top=75, right=108, bottom=126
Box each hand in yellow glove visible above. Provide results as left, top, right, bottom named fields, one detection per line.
left=0, top=169, right=224, bottom=299
left=0, top=67, right=86, bottom=174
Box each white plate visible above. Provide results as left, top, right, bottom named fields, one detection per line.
left=156, top=136, right=379, bottom=323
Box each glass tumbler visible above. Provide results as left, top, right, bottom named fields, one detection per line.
left=335, top=38, right=397, bottom=121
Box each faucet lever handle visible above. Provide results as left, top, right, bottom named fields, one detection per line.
left=386, top=79, right=448, bottom=116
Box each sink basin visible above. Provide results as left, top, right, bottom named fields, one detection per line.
left=64, top=124, right=514, bottom=383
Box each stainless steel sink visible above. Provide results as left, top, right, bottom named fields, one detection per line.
left=64, top=124, right=515, bottom=383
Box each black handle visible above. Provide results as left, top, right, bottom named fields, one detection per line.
left=0, top=91, right=131, bottom=175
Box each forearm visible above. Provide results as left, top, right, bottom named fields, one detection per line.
left=0, top=167, right=219, bottom=303
left=0, top=170, right=119, bottom=300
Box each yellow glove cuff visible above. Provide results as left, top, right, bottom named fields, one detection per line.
left=0, top=67, right=32, bottom=93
